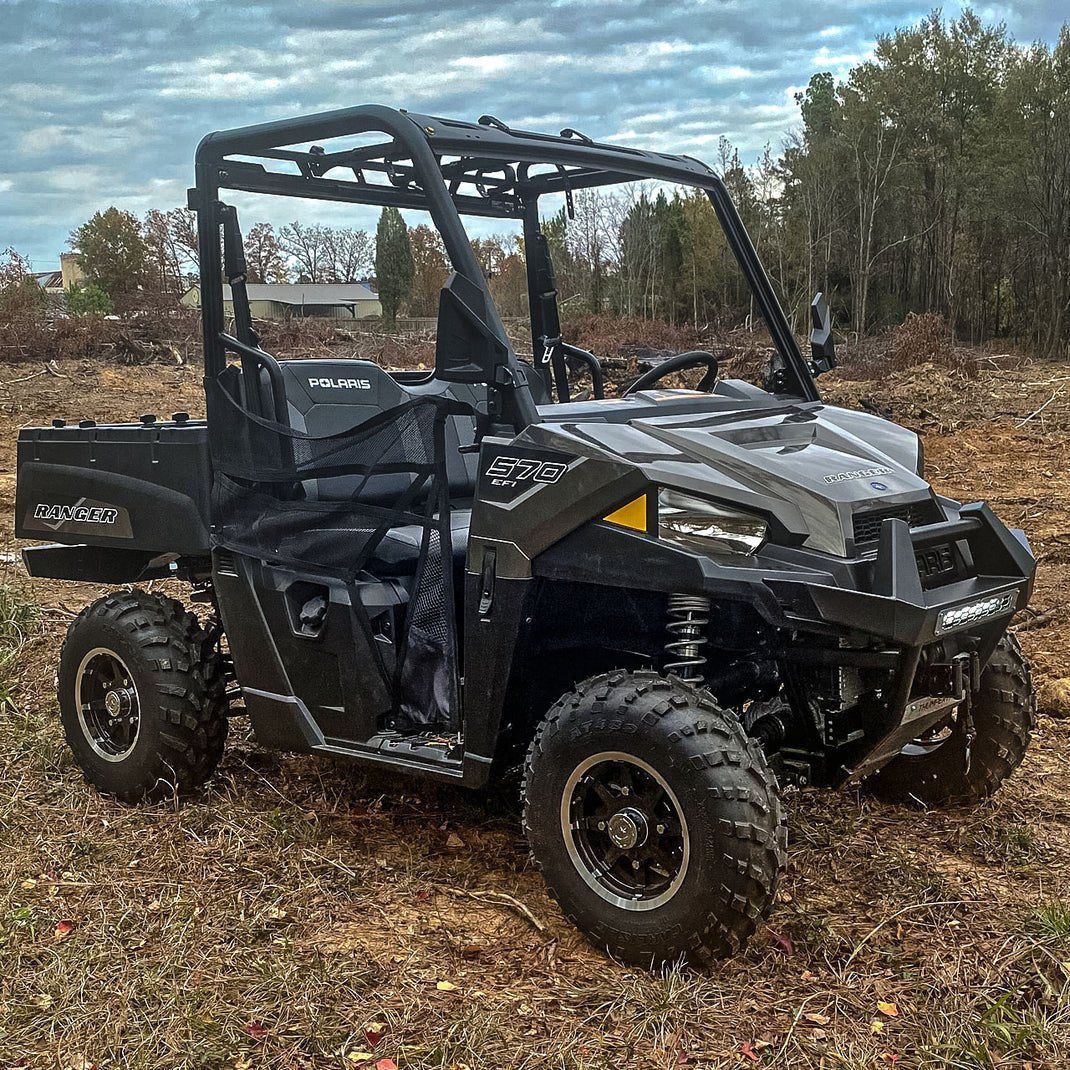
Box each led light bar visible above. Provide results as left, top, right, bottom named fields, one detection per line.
left=936, top=592, right=1015, bottom=634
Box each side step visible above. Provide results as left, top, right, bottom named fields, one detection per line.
left=314, top=732, right=465, bottom=779
left=242, top=685, right=466, bottom=780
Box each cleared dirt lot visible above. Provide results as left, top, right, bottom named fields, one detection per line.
left=1, top=354, right=1068, bottom=1069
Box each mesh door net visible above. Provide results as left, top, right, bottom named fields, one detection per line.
left=206, top=368, right=468, bottom=732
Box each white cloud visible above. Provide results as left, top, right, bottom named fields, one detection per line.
left=699, top=65, right=758, bottom=84
left=451, top=54, right=517, bottom=76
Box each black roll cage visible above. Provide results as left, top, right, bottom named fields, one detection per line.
left=190, top=104, right=819, bottom=432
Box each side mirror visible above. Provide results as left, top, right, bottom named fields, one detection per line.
left=809, top=292, right=836, bottom=375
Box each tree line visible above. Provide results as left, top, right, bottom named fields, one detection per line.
left=30, top=9, right=1070, bottom=353
left=69, top=209, right=375, bottom=292
left=537, top=10, right=1070, bottom=356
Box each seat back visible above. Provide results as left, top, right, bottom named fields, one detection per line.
left=276, top=359, right=478, bottom=503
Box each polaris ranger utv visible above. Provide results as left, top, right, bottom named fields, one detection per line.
left=16, top=106, right=1037, bottom=966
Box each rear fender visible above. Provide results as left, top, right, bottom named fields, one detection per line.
left=22, top=544, right=177, bottom=584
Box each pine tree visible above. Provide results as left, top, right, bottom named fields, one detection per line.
left=374, top=208, right=414, bottom=326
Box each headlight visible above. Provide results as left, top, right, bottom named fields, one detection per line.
left=658, top=489, right=768, bottom=556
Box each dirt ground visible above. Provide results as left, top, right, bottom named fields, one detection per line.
left=1, top=351, right=1069, bottom=1069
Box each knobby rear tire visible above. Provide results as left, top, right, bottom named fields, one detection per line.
left=58, top=589, right=228, bottom=803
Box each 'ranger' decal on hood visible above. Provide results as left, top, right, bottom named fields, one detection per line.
left=822, top=466, right=893, bottom=485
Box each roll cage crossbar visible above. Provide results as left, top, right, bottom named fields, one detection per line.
left=190, top=104, right=819, bottom=432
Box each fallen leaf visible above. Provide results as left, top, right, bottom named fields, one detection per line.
left=364, top=1023, right=385, bottom=1048
left=804, top=1012, right=830, bottom=1026
left=54, top=919, right=75, bottom=940
left=244, top=1020, right=269, bottom=1039
left=346, top=1053, right=375, bottom=1064
left=445, top=832, right=465, bottom=849
left=871, top=1019, right=885, bottom=1034
left=768, top=929, right=794, bottom=956
left=881, top=1055, right=900, bottom=1065
left=877, top=1001, right=899, bottom=1018
left=738, top=1040, right=760, bottom=1063
left=34, top=993, right=54, bottom=1009
left=375, top=1060, right=397, bottom=1070
left=21, top=879, right=36, bottom=890
left=436, top=980, right=457, bottom=991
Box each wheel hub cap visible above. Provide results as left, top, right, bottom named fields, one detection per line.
left=104, top=687, right=135, bottom=718
left=607, top=807, right=648, bottom=850
left=561, top=752, right=690, bottom=912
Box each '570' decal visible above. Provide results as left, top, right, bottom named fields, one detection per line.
left=485, top=455, right=568, bottom=487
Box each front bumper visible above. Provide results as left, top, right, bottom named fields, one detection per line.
left=533, top=499, right=1035, bottom=648
left=762, top=501, right=1035, bottom=645
left=530, top=498, right=1034, bottom=787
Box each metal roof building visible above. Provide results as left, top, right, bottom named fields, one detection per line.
left=181, top=281, right=381, bottom=320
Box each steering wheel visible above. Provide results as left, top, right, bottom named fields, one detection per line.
left=622, top=350, right=719, bottom=397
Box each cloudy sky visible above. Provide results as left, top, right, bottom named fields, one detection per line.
left=2, top=0, right=1064, bottom=268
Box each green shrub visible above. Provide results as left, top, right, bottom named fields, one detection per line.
left=66, top=281, right=113, bottom=316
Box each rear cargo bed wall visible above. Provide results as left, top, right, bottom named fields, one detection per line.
left=15, top=422, right=212, bottom=555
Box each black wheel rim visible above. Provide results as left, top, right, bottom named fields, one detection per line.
left=75, top=648, right=141, bottom=762
left=561, top=752, right=689, bottom=911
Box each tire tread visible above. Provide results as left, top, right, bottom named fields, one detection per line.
left=522, top=670, right=785, bottom=965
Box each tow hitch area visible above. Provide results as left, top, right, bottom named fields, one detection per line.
left=845, top=651, right=981, bottom=783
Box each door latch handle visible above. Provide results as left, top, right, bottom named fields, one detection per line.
left=478, top=549, right=497, bottom=618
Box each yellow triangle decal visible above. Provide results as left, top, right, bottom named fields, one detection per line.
left=603, top=495, right=648, bottom=532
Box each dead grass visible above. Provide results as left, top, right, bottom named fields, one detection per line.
left=1, top=336, right=1070, bottom=1067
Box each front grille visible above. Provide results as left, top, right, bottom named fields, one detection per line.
left=852, top=499, right=942, bottom=547
left=915, top=542, right=957, bottom=582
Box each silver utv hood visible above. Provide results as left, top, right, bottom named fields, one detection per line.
left=530, top=391, right=934, bottom=557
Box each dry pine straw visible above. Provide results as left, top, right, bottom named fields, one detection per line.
left=0, top=351, right=1068, bottom=1069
